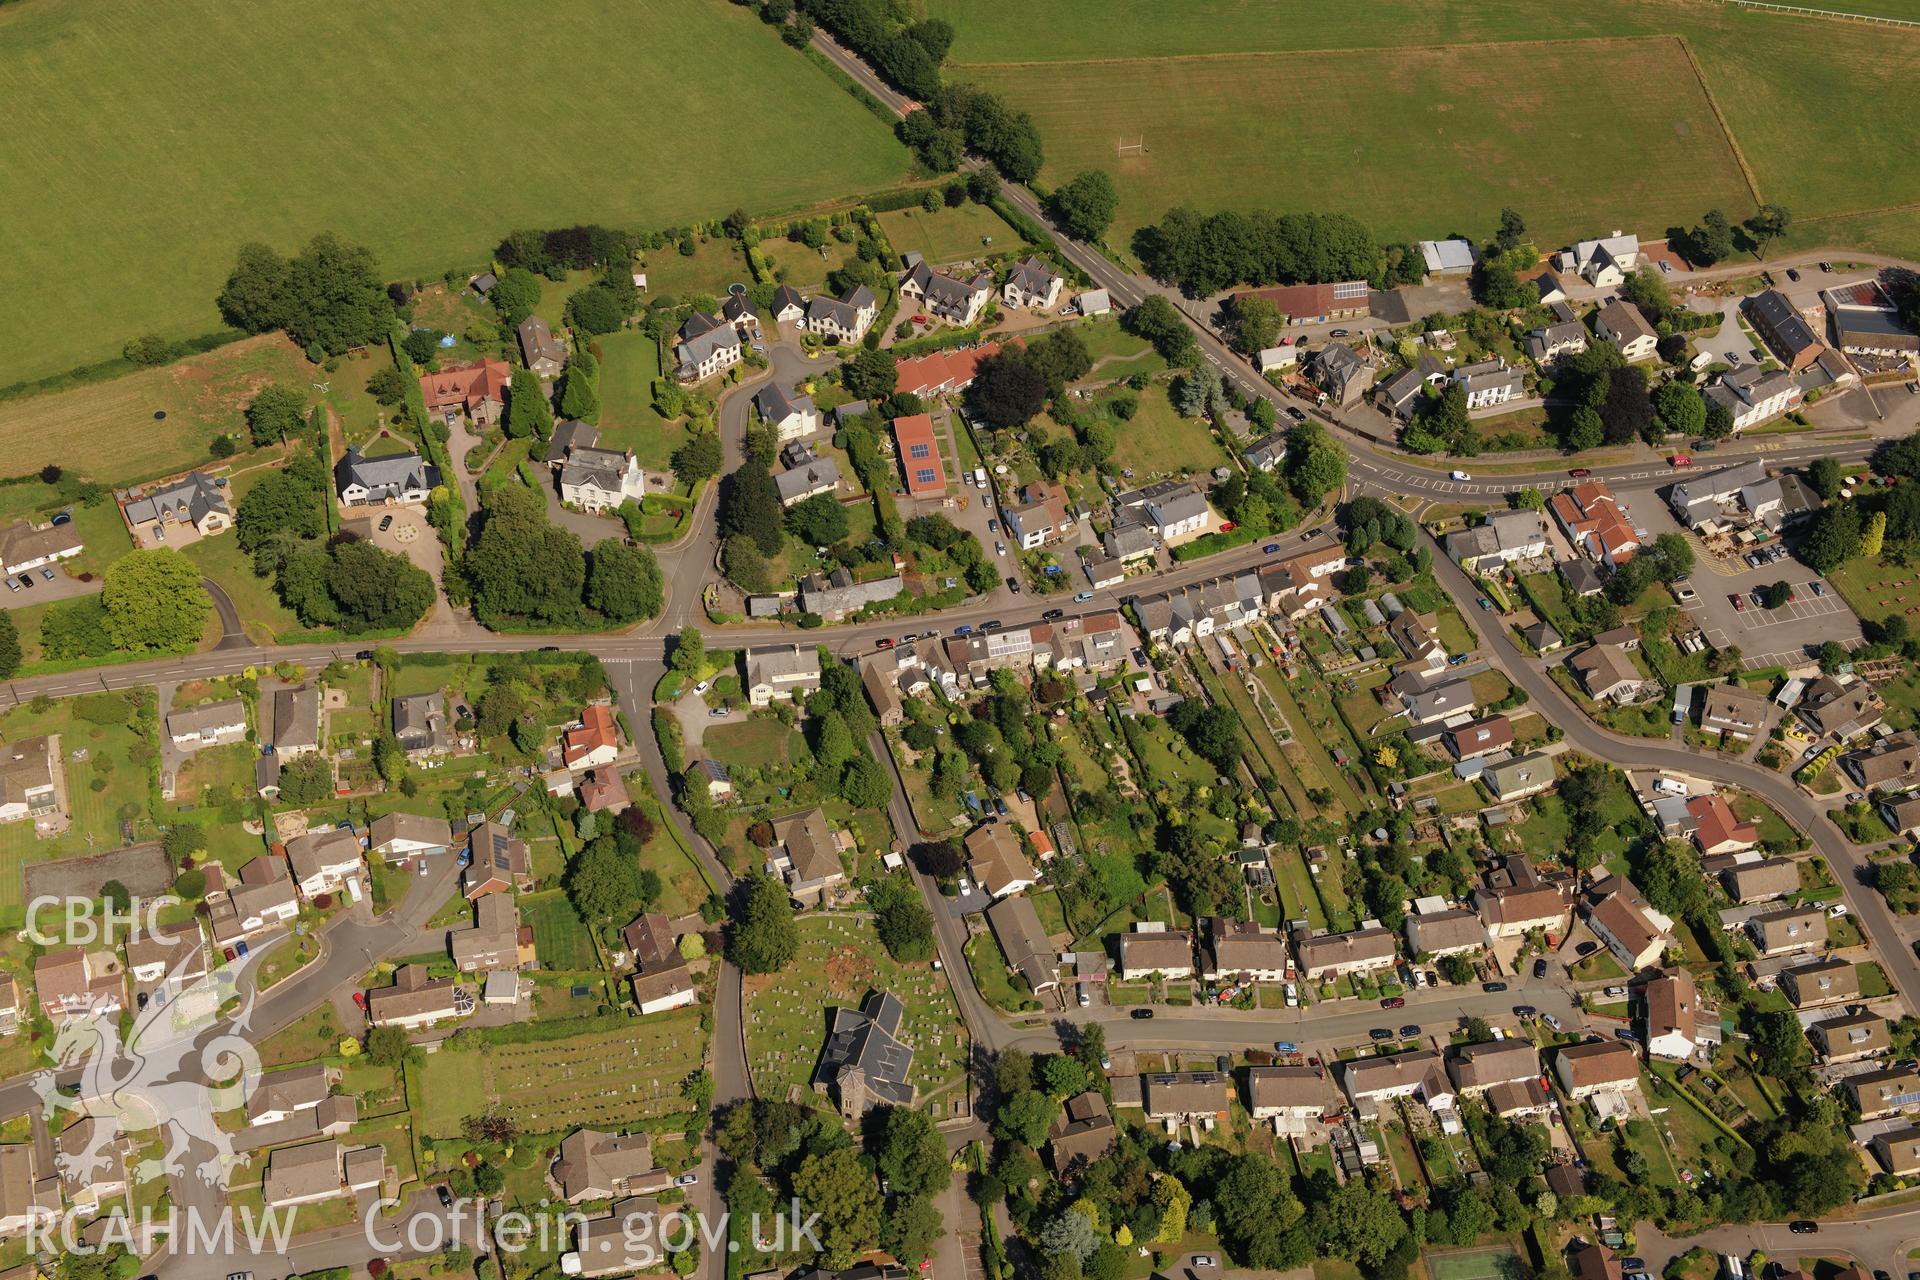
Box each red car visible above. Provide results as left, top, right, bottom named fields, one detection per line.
left=1729, top=593, right=1747, bottom=611
left=353, top=991, right=367, bottom=1011
left=1569, top=467, right=1591, bottom=478
left=1219, top=522, right=1238, bottom=533
left=875, top=637, right=895, bottom=649
left=1381, top=995, right=1406, bottom=1009
left=1671, top=454, right=1693, bottom=467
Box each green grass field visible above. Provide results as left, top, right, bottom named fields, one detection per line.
left=1104, top=382, right=1229, bottom=481
left=0, top=0, right=906, bottom=389
left=876, top=201, right=1030, bottom=267
left=0, top=336, right=308, bottom=484
left=1424, top=1247, right=1526, bottom=1280
left=958, top=37, right=1753, bottom=257
left=415, top=1008, right=706, bottom=1139
left=938, top=0, right=1920, bottom=264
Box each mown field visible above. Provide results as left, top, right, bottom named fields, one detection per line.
left=938, top=0, right=1920, bottom=262
left=0, top=0, right=907, bottom=389
left=961, top=37, right=1752, bottom=260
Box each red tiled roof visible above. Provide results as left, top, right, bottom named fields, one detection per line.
left=563, top=705, right=618, bottom=767
left=1687, top=794, right=1759, bottom=853
left=420, top=358, right=511, bottom=413
left=893, top=414, right=947, bottom=497
left=894, top=342, right=1008, bottom=398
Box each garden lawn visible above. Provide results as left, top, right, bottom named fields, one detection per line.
left=955, top=37, right=1753, bottom=266
left=0, top=0, right=905, bottom=388
left=1106, top=382, right=1229, bottom=482
left=876, top=201, right=1032, bottom=267
left=743, top=914, right=969, bottom=1114
left=706, top=718, right=800, bottom=771
left=594, top=330, right=685, bottom=478
left=523, top=891, right=598, bottom=971
left=183, top=531, right=302, bottom=643
left=639, top=235, right=753, bottom=305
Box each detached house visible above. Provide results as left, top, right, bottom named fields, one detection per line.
left=1594, top=300, right=1657, bottom=362
left=393, top=692, right=452, bottom=758
left=559, top=447, right=647, bottom=513
left=1706, top=365, right=1802, bottom=433
left=624, top=912, right=696, bottom=1014
left=1003, top=481, right=1073, bottom=550
left=337, top=447, right=434, bottom=506
left=1449, top=1040, right=1541, bottom=1097
left=1454, top=358, right=1523, bottom=410
left=1550, top=481, right=1639, bottom=567
left=900, top=258, right=991, bottom=327
left=753, top=383, right=819, bottom=443
left=283, top=827, right=363, bottom=901
left=517, top=315, right=568, bottom=377
left=419, top=358, right=510, bottom=427
left=1746, top=290, right=1826, bottom=371
left=1001, top=257, right=1062, bottom=311
left=1811, top=1011, right=1889, bottom=1063
left=1482, top=751, right=1556, bottom=802
left=562, top=705, right=619, bottom=770
left=34, top=948, right=123, bottom=1023
left=121, top=472, right=232, bottom=546
left=463, top=822, right=531, bottom=899
left=807, top=286, right=880, bottom=343
left=1310, top=343, right=1375, bottom=407
left=1557, top=232, right=1640, bottom=286
left=207, top=855, right=300, bottom=945
left=449, top=893, right=526, bottom=974
left=1798, top=676, right=1884, bottom=742
left=365, top=963, right=468, bottom=1030
left=1783, top=957, right=1857, bottom=1008
left=553, top=1129, right=672, bottom=1205
left=1473, top=854, right=1572, bottom=939
left=1843, top=733, right=1920, bottom=790
left=0, top=736, right=61, bottom=832
left=1720, top=857, right=1801, bottom=904
left=1850, top=1065, right=1920, bottom=1120
left=1642, top=968, right=1699, bottom=1061
left=773, top=808, right=847, bottom=907
left=1586, top=878, right=1672, bottom=971
left=167, top=699, right=249, bottom=751
left=966, top=823, right=1038, bottom=900
left=746, top=644, right=823, bottom=706
left=675, top=313, right=743, bottom=382
left=1700, top=684, right=1769, bottom=740
left=1687, top=794, right=1760, bottom=857
left=368, top=811, right=454, bottom=862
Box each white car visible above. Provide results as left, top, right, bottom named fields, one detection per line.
left=1828, top=903, right=1849, bottom=918
left=956, top=877, right=971, bottom=896
left=693, top=679, right=712, bottom=695
left=1450, top=470, right=1472, bottom=481
left=674, top=1173, right=700, bottom=1187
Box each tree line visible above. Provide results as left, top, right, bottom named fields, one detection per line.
left=1134, top=207, right=1425, bottom=296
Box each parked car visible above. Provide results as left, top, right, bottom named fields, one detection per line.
left=38, top=567, right=53, bottom=581
left=693, top=679, right=712, bottom=695
left=1381, top=995, right=1405, bottom=1009
left=1286, top=406, right=1306, bottom=421
left=378, top=514, right=394, bottom=532
left=1670, top=454, right=1692, bottom=467
left=1398, top=1024, right=1420, bottom=1037
left=1533, top=958, right=1549, bottom=979
left=674, top=1173, right=700, bottom=1187
left=981, top=620, right=1003, bottom=631
left=1073, top=592, right=1094, bottom=603
left=1809, top=581, right=1825, bottom=596
left=1274, top=1041, right=1298, bottom=1054
left=1006, top=577, right=1021, bottom=593
left=875, top=637, right=895, bottom=649
left=352, top=991, right=367, bottom=1011
left=1513, top=1004, right=1537, bottom=1018
left=1673, top=581, right=1697, bottom=602
left=1450, top=470, right=1472, bottom=481
left=1263, top=543, right=1281, bottom=554
left=437, top=1186, right=454, bottom=1209
left=987, top=518, right=999, bottom=533
left=1789, top=1221, right=1818, bottom=1234
left=1368, top=1027, right=1394, bottom=1041
left=1483, top=980, right=1508, bottom=993
left=1576, top=941, right=1598, bottom=956
left=1329, top=329, right=1350, bottom=338
left=1130, top=1008, right=1154, bottom=1020
left=1730, top=593, right=1747, bottom=612
left=994, top=540, right=1007, bottom=557
left=1569, top=468, right=1591, bottom=478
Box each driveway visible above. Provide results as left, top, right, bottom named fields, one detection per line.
left=342, top=505, right=461, bottom=633
left=1, top=563, right=101, bottom=610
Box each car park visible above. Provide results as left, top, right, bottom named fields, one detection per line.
left=1730, top=593, right=1746, bottom=612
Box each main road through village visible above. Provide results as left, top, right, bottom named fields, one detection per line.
left=31, top=36, right=1920, bottom=1275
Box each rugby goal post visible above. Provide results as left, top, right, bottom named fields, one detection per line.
left=1116, top=134, right=1147, bottom=157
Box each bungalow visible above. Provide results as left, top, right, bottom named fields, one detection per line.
left=807, top=286, right=880, bottom=343
left=262, top=1140, right=349, bottom=1208
left=965, top=823, right=1038, bottom=900
left=1885, top=794, right=1920, bottom=841
left=1570, top=644, right=1652, bottom=704
left=900, top=260, right=991, bottom=327
left=121, top=471, right=232, bottom=545
left=1342, top=1051, right=1454, bottom=1115
left=746, top=644, right=823, bottom=706
left=891, top=413, right=948, bottom=498
left=517, top=315, right=568, bottom=377
left=1553, top=1040, right=1641, bottom=1099
left=0, top=1145, right=57, bottom=1237
left=1403, top=678, right=1476, bottom=727
left=1748, top=904, right=1828, bottom=957
left=1047, top=1091, right=1118, bottom=1175
left=0, top=520, right=83, bottom=578
left=368, top=811, right=454, bottom=862
left=1594, top=299, right=1658, bottom=362
left=775, top=456, right=842, bottom=507
left=166, top=698, right=248, bottom=751
left=1688, top=794, right=1760, bottom=857
left=1700, top=684, right=1770, bottom=740
left=365, top=963, right=468, bottom=1030
left=418, top=358, right=510, bottom=427
left=894, top=342, right=1005, bottom=400
left=1642, top=968, right=1699, bottom=1061
left=986, top=894, right=1059, bottom=997
left=1116, top=925, right=1194, bottom=981
left=206, top=855, right=300, bottom=945
left=753, top=383, right=820, bottom=443
left=552, top=1128, right=671, bottom=1204
left=337, top=447, right=435, bottom=506
left=1002, top=257, right=1062, bottom=311
left=34, top=948, right=123, bottom=1023
left=1797, top=676, right=1884, bottom=742
left=775, top=808, right=846, bottom=907
left=1844, top=733, right=1920, bottom=790
left=1294, top=926, right=1398, bottom=982
left=284, top=827, right=363, bottom=901
left=463, top=822, right=531, bottom=899
left=1782, top=956, right=1857, bottom=1008
left=449, top=893, right=524, bottom=974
